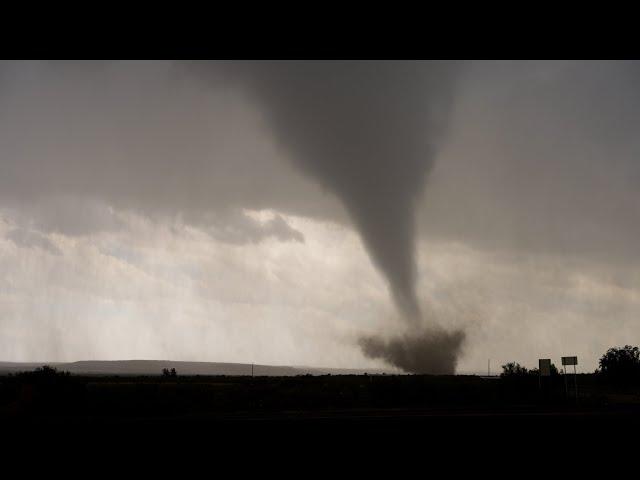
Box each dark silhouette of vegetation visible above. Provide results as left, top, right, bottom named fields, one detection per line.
left=35, top=365, right=65, bottom=376
left=0, top=365, right=83, bottom=416
left=501, top=361, right=559, bottom=378
left=598, top=345, right=640, bottom=384
left=162, top=368, right=177, bottom=378
left=528, top=363, right=559, bottom=377
left=19, top=365, right=71, bottom=379
left=500, top=362, right=528, bottom=377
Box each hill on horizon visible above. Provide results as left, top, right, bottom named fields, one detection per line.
left=0, top=360, right=395, bottom=376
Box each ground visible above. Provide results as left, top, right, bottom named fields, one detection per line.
left=1, top=372, right=638, bottom=464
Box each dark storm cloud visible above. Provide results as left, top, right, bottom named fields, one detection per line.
left=420, top=60, right=640, bottom=266
left=0, top=61, right=343, bottom=228
left=3, top=60, right=639, bottom=267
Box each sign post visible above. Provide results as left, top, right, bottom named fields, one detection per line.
left=538, top=359, right=551, bottom=390
left=561, top=356, right=578, bottom=402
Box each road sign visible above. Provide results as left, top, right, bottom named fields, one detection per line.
left=561, top=356, right=579, bottom=401
left=539, top=359, right=551, bottom=376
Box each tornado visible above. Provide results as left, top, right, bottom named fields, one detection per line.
left=197, top=61, right=466, bottom=373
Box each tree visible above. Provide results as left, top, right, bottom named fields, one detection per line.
left=501, top=362, right=528, bottom=377
left=598, top=345, right=640, bottom=383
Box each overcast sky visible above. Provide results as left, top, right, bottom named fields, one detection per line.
left=1, top=60, right=638, bottom=373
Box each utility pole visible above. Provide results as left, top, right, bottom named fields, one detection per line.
left=488, top=359, right=491, bottom=377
